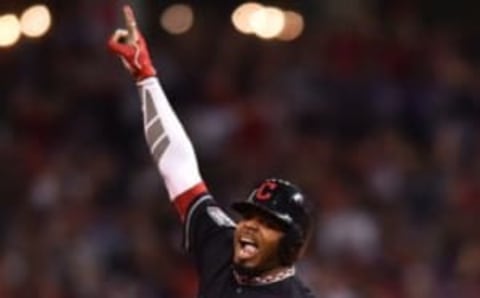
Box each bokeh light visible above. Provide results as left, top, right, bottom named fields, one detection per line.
left=0, top=14, right=21, bottom=47
left=276, top=10, right=304, bottom=41
left=231, top=2, right=263, bottom=34
left=20, top=4, right=52, bottom=38
left=160, top=4, right=194, bottom=35
left=249, top=6, right=285, bottom=39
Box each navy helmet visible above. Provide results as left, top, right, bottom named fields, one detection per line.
left=232, top=178, right=311, bottom=265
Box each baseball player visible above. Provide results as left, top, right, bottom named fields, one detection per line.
left=108, top=6, right=315, bottom=298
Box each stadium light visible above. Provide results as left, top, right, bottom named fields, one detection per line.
left=231, top=2, right=263, bottom=34
left=20, top=4, right=52, bottom=38
left=232, top=3, right=301, bottom=41
left=0, top=14, right=21, bottom=47
left=276, top=10, right=304, bottom=41
left=160, top=4, right=194, bottom=35
left=249, top=6, right=285, bottom=39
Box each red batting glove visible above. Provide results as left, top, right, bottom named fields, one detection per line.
left=107, top=5, right=156, bottom=81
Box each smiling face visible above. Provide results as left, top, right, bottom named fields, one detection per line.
left=233, top=210, right=285, bottom=274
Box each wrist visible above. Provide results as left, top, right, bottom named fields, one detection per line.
left=136, top=73, right=156, bottom=81
left=136, top=76, right=158, bottom=86
left=135, top=64, right=156, bottom=81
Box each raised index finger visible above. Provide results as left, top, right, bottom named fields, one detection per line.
left=123, top=5, right=138, bottom=43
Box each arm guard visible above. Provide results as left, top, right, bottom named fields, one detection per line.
left=137, top=78, right=204, bottom=202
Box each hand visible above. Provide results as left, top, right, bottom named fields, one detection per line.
left=108, top=5, right=156, bottom=81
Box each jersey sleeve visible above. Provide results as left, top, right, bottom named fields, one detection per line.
left=182, top=191, right=236, bottom=283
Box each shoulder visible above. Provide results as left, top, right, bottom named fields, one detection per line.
left=184, top=193, right=236, bottom=251
left=185, top=194, right=236, bottom=231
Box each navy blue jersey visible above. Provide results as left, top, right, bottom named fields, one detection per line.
left=183, top=193, right=315, bottom=298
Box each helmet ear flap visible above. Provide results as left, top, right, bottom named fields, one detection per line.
left=278, top=226, right=304, bottom=266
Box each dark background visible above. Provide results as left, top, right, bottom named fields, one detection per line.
left=1, top=0, right=480, bottom=297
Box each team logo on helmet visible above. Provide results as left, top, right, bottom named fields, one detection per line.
left=255, top=180, right=278, bottom=201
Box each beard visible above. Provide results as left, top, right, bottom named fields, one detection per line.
left=232, top=250, right=281, bottom=278
left=233, top=262, right=263, bottom=277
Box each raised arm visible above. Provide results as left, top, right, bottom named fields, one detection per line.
left=107, top=5, right=207, bottom=221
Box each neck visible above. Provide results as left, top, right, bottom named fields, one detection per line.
left=233, top=266, right=295, bottom=286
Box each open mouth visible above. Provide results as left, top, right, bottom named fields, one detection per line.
left=238, top=236, right=259, bottom=259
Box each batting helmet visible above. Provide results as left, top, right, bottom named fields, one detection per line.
left=232, top=178, right=311, bottom=266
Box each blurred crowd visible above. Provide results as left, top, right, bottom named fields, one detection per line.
left=1, top=0, right=480, bottom=297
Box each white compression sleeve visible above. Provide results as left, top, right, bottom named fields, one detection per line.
left=137, top=77, right=203, bottom=200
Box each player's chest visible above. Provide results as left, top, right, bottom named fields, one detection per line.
left=199, top=272, right=288, bottom=298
